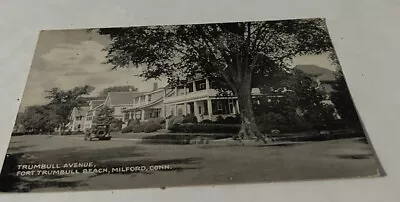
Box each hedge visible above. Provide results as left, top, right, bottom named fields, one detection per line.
left=132, top=123, right=146, bottom=133
left=182, top=114, right=198, bottom=123
left=141, top=133, right=232, bottom=144
left=169, top=123, right=240, bottom=133
left=144, top=122, right=162, bottom=133
left=121, top=125, right=134, bottom=133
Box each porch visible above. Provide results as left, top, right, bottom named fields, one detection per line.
left=122, top=107, right=163, bottom=123
left=165, top=98, right=240, bottom=122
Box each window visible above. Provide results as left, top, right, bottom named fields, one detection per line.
left=210, top=81, right=216, bottom=89
left=154, top=108, right=161, bottom=117
left=178, top=108, right=183, bottom=116
left=148, top=94, right=152, bottom=102
left=135, top=97, right=139, bottom=104
left=228, top=100, right=235, bottom=114
left=187, top=84, right=194, bottom=93
left=124, top=112, right=130, bottom=119
left=217, top=101, right=223, bottom=111
left=198, top=106, right=202, bottom=114
left=171, top=108, right=175, bottom=116
left=195, top=80, right=207, bottom=91
left=199, top=83, right=206, bottom=90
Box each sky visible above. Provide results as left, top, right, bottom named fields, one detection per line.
left=19, top=28, right=337, bottom=111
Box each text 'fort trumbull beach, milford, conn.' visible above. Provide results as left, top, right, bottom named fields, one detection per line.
left=16, top=162, right=172, bottom=176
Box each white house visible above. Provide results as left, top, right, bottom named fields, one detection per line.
left=83, top=100, right=105, bottom=130
left=162, top=77, right=262, bottom=122
left=68, top=106, right=90, bottom=132
left=121, top=83, right=173, bottom=123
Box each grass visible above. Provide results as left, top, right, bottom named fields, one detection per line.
left=0, top=135, right=382, bottom=193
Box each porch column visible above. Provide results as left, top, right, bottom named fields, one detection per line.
left=184, top=86, right=187, bottom=95
left=232, top=100, right=237, bottom=114
left=141, top=109, right=145, bottom=121
left=174, top=104, right=178, bottom=116
left=183, top=102, right=187, bottom=115
left=207, top=99, right=213, bottom=119
left=205, top=78, right=210, bottom=89
left=192, top=81, right=196, bottom=92
left=175, top=87, right=178, bottom=96
left=193, top=101, right=199, bottom=116
left=236, top=100, right=240, bottom=113
left=129, top=111, right=132, bottom=119
left=164, top=106, right=167, bottom=118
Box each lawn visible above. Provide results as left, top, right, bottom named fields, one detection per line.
left=0, top=135, right=382, bottom=193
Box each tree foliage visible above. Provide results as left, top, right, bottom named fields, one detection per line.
left=257, top=69, right=336, bottom=131
left=19, top=105, right=56, bottom=134
left=330, top=70, right=362, bottom=129
left=93, top=106, right=114, bottom=126
left=45, top=85, right=94, bottom=131
left=98, top=18, right=334, bottom=142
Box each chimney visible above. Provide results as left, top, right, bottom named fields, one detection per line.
left=153, top=82, right=158, bottom=91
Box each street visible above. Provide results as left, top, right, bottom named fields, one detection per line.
left=2, top=135, right=381, bottom=192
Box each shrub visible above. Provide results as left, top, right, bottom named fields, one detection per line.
left=144, top=122, right=162, bottom=133
left=169, top=123, right=240, bottom=133
left=200, top=119, right=213, bottom=124
left=132, top=123, right=146, bottom=133
left=223, top=116, right=241, bottom=124
left=167, top=115, right=184, bottom=128
left=182, top=114, right=198, bottom=123
left=110, top=119, right=124, bottom=132
left=141, top=134, right=232, bottom=145
left=128, top=119, right=140, bottom=126
left=121, top=125, right=134, bottom=133
left=147, top=117, right=165, bottom=124
left=215, top=116, right=225, bottom=124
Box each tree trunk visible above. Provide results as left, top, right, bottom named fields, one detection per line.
left=235, top=78, right=270, bottom=144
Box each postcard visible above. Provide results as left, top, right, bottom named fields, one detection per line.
left=0, top=18, right=384, bottom=193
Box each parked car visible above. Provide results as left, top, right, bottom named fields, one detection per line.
left=84, top=124, right=112, bottom=141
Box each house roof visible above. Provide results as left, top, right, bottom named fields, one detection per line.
left=107, top=92, right=144, bottom=106
left=75, top=106, right=90, bottom=116
left=90, top=100, right=105, bottom=108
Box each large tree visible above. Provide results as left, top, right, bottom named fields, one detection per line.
left=330, top=70, right=362, bottom=129
left=98, top=18, right=333, bottom=142
left=328, top=48, right=362, bottom=129
left=258, top=69, right=336, bottom=131
left=45, top=85, right=94, bottom=133
left=20, top=105, right=55, bottom=134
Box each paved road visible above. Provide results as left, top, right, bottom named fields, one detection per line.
left=2, top=135, right=382, bottom=193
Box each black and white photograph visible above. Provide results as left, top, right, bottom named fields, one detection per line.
left=0, top=18, right=384, bottom=193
